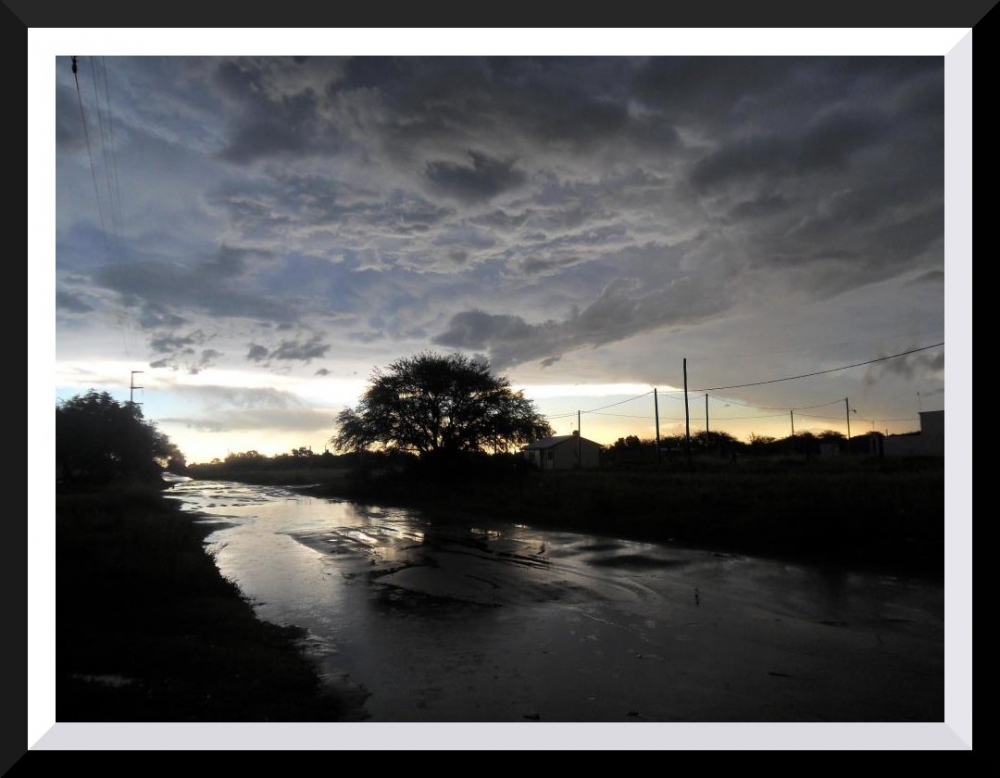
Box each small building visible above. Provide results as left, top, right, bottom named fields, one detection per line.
left=882, top=410, right=944, bottom=457
left=522, top=432, right=601, bottom=470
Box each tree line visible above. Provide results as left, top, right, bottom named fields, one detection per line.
left=55, top=353, right=888, bottom=489
left=56, top=389, right=186, bottom=489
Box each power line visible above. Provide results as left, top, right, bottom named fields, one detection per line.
left=691, top=329, right=944, bottom=363
left=538, top=341, right=940, bottom=436
left=73, top=57, right=113, bottom=265
left=544, top=390, right=655, bottom=421
left=72, top=56, right=136, bottom=363
left=691, top=343, right=943, bottom=392
left=711, top=394, right=845, bottom=412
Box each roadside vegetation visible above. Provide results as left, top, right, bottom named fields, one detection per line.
left=57, top=483, right=365, bottom=721
left=55, top=392, right=365, bottom=722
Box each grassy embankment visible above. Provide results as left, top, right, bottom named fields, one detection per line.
left=191, top=454, right=946, bottom=581
left=56, top=483, right=367, bottom=722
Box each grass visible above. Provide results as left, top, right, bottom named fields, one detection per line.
left=56, top=482, right=366, bottom=722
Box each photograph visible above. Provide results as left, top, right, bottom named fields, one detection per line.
left=27, top=24, right=973, bottom=754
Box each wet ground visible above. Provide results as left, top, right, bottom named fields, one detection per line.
left=165, top=479, right=944, bottom=724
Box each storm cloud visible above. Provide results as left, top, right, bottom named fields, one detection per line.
left=52, top=49, right=951, bottom=460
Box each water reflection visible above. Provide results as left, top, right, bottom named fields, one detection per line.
left=165, top=479, right=944, bottom=722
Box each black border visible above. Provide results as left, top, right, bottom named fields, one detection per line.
left=17, top=0, right=986, bottom=771
left=4, top=0, right=998, bottom=29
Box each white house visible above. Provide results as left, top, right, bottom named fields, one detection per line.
left=522, top=432, right=601, bottom=470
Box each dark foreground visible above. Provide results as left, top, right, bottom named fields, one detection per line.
left=56, top=456, right=945, bottom=723
left=56, top=485, right=365, bottom=722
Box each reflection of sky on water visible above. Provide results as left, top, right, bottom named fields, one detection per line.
left=164, top=479, right=944, bottom=722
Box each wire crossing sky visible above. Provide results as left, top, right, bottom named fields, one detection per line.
left=46, top=42, right=954, bottom=462
left=691, top=342, right=944, bottom=392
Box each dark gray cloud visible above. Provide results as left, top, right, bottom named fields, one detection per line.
left=435, top=273, right=730, bottom=370
left=269, top=334, right=331, bottom=362
left=247, top=343, right=269, bottom=362
left=727, top=194, right=791, bottom=221
left=334, top=57, right=646, bottom=160
left=56, top=290, right=94, bottom=314
left=53, top=53, right=948, bottom=456
left=149, top=331, right=209, bottom=355
left=212, top=59, right=346, bottom=164
left=144, top=331, right=223, bottom=374
left=188, top=348, right=224, bottom=375
left=92, top=253, right=297, bottom=327
left=690, top=110, right=883, bottom=192
left=433, top=310, right=535, bottom=350
left=207, top=244, right=272, bottom=277
left=243, top=335, right=331, bottom=364
left=863, top=349, right=944, bottom=387
left=424, top=150, right=527, bottom=202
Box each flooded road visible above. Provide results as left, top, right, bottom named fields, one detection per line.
left=164, top=478, right=944, bottom=724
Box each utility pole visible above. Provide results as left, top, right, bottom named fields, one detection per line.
left=790, top=410, right=795, bottom=436
left=845, top=398, right=852, bottom=443
left=577, top=409, right=582, bottom=467
left=683, top=358, right=691, bottom=466
left=705, top=393, right=710, bottom=442
left=654, top=388, right=661, bottom=463
left=130, top=371, right=144, bottom=406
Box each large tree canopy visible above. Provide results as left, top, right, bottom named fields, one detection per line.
left=331, top=352, right=553, bottom=457
left=56, top=390, right=185, bottom=486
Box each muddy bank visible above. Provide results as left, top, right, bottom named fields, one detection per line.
left=56, top=485, right=367, bottom=722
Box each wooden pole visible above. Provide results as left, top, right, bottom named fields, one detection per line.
left=654, top=388, right=661, bottom=464
left=683, top=359, right=691, bottom=466
left=705, top=393, right=710, bottom=451
left=577, top=409, right=582, bottom=467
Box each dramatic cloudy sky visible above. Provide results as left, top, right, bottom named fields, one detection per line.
left=46, top=40, right=958, bottom=463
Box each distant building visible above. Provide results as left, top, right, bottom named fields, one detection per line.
left=882, top=410, right=944, bottom=457
left=522, top=432, right=601, bottom=470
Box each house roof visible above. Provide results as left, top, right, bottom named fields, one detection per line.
left=522, top=434, right=599, bottom=450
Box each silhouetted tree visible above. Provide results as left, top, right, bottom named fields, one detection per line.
left=331, top=352, right=553, bottom=459
left=157, top=433, right=188, bottom=473
left=693, top=430, right=742, bottom=456
left=56, top=390, right=181, bottom=486
left=224, top=450, right=267, bottom=467
left=611, top=435, right=645, bottom=451
left=748, top=433, right=777, bottom=455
